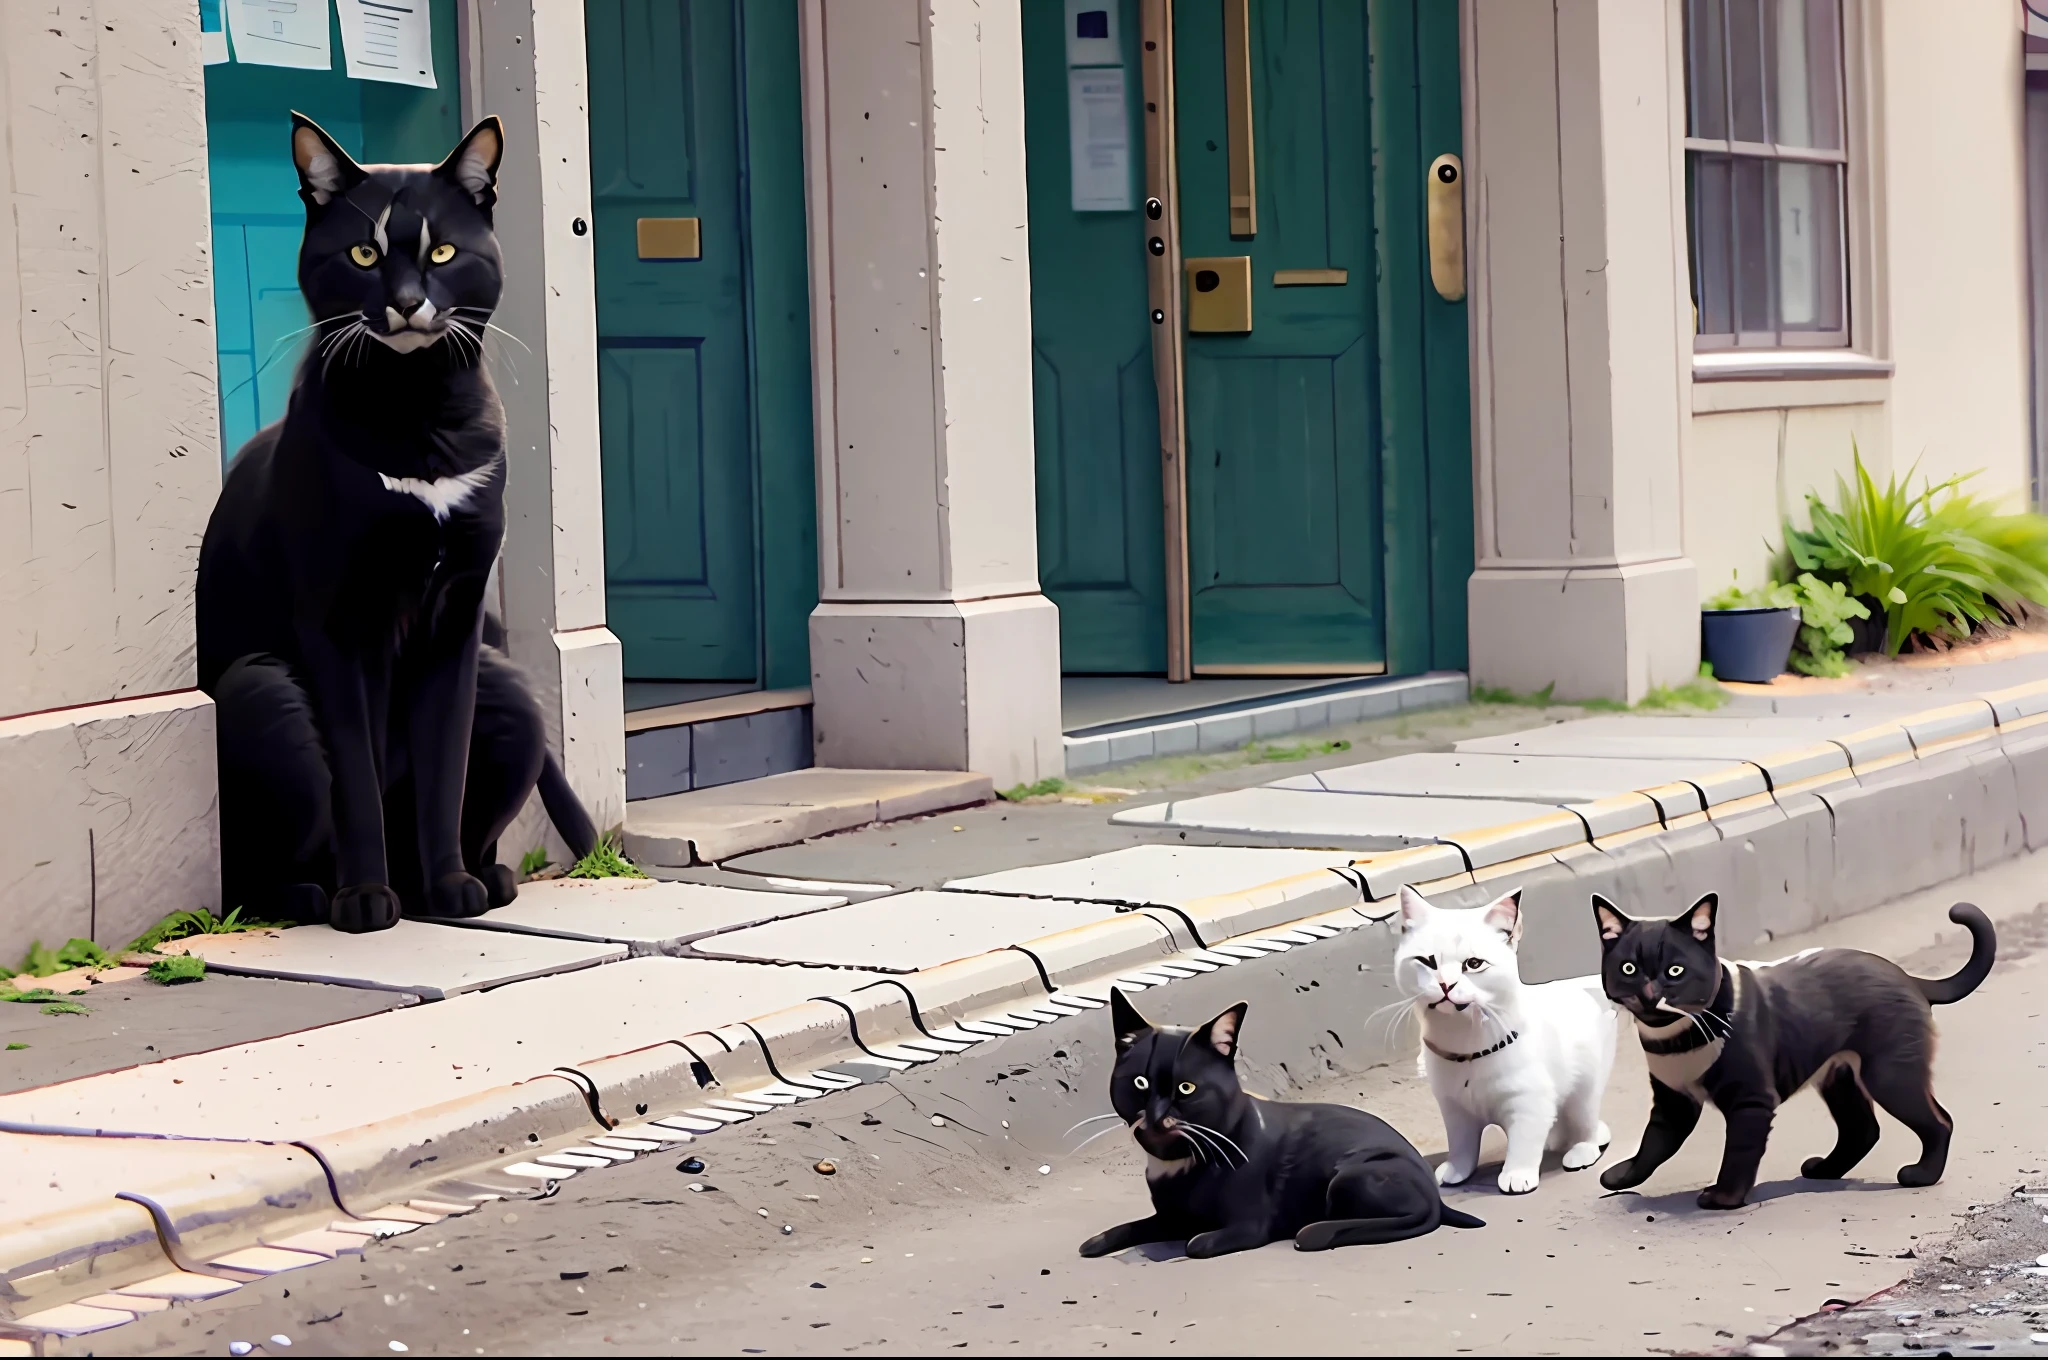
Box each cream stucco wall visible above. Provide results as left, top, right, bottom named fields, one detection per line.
left=0, top=1, right=223, bottom=959
left=1680, top=1, right=2031, bottom=599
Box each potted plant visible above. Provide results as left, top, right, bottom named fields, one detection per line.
left=1701, top=573, right=1868, bottom=683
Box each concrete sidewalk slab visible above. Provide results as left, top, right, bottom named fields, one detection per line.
left=174, top=921, right=626, bottom=1000
left=1454, top=713, right=1885, bottom=760
left=439, top=877, right=848, bottom=953
left=1271, top=751, right=1743, bottom=802
left=623, top=769, right=995, bottom=867
left=1108, top=786, right=1570, bottom=848
left=944, top=844, right=1357, bottom=908
left=0, top=957, right=889, bottom=1143
left=689, top=890, right=1123, bottom=973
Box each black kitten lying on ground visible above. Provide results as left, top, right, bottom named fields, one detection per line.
left=198, top=113, right=593, bottom=933
left=1080, top=991, right=1483, bottom=1257
left=1594, top=892, right=1995, bottom=1209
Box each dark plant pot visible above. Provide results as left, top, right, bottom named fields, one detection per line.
left=1700, top=606, right=1801, bottom=683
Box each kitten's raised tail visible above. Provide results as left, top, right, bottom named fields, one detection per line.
left=1438, top=1203, right=1485, bottom=1230
left=1912, top=903, right=1996, bottom=1005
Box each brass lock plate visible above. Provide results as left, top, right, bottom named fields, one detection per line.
left=637, top=217, right=702, bottom=261
left=1185, top=256, right=1252, bottom=333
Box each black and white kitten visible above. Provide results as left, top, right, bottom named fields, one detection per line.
left=198, top=113, right=593, bottom=934
left=1080, top=991, right=1484, bottom=1258
left=1593, top=892, right=1995, bottom=1209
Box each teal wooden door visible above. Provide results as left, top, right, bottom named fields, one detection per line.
left=589, top=0, right=755, bottom=681
left=1022, top=0, right=1166, bottom=673
left=588, top=0, right=818, bottom=687
left=1176, top=0, right=1384, bottom=670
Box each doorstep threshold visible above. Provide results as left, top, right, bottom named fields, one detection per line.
left=625, top=687, right=812, bottom=734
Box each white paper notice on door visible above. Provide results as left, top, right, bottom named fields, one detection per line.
left=226, top=0, right=332, bottom=69
left=1068, top=66, right=1132, bottom=213
left=338, top=0, right=436, bottom=89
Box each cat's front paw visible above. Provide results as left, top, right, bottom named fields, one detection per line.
left=1599, top=1159, right=1646, bottom=1191
left=477, top=862, right=518, bottom=908
left=1560, top=1141, right=1604, bottom=1171
left=1435, top=1161, right=1473, bottom=1187
left=421, top=871, right=492, bottom=919
left=1497, top=1167, right=1539, bottom=1195
left=1078, top=1231, right=1116, bottom=1258
left=1696, top=1185, right=1748, bottom=1210
left=330, top=884, right=401, bottom=933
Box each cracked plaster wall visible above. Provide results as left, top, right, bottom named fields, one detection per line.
left=0, top=2, right=222, bottom=953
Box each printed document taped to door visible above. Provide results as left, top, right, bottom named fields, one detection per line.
left=339, top=0, right=437, bottom=89
left=1069, top=66, right=1133, bottom=213
left=225, top=0, right=332, bottom=70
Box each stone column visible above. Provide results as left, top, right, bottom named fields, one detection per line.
left=470, top=0, right=625, bottom=853
left=1463, top=0, right=1700, bottom=703
left=797, top=0, right=1064, bottom=788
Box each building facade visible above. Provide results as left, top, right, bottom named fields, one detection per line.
left=0, top=0, right=2034, bottom=960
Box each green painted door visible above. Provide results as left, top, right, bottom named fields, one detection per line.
left=587, top=0, right=817, bottom=686
left=1175, top=0, right=1470, bottom=674
left=1022, top=0, right=1166, bottom=673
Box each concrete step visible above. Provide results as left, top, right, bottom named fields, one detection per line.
left=622, top=768, right=995, bottom=867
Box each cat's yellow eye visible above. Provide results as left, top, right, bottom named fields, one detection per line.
left=1177, top=1081, right=1196, bottom=1096
left=349, top=243, right=380, bottom=268
left=1132, top=1075, right=1149, bottom=1091
left=1620, top=961, right=1637, bottom=976
left=429, top=242, right=457, bottom=265
left=1667, top=964, right=1685, bottom=977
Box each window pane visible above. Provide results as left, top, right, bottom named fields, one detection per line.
left=1775, top=160, right=1844, bottom=332
left=1689, top=153, right=1735, bottom=335
left=1732, top=155, right=1773, bottom=334
left=1686, top=0, right=1728, bottom=140
left=1728, top=0, right=1768, bottom=144
left=1766, top=0, right=1843, bottom=150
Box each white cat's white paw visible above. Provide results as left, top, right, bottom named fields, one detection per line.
left=1595, top=1121, right=1612, bottom=1149
left=1436, top=1161, right=1474, bottom=1187
left=1561, top=1140, right=1603, bottom=1171
left=1498, top=1167, right=1540, bottom=1194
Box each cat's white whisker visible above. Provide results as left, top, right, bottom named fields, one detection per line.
left=1185, top=1121, right=1248, bottom=1168
left=1064, top=1112, right=1123, bottom=1136
left=1068, top=1124, right=1127, bottom=1157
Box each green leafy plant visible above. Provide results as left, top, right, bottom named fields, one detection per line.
left=568, top=829, right=649, bottom=880
left=128, top=906, right=282, bottom=955
left=518, top=845, right=552, bottom=878
left=1000, top=777, right=1072, bottom=801
left=6, top=938, right=116, bottom=979
left=146, top=955, right=207, bottom=985
left=1705, top=571, right=1871, bottom=677
left=6, top=1042, right=27, bottom=1051
left=4, top=988, right=90, bottom=1016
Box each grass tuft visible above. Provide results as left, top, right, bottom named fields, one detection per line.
left=568, top=830, right=649, bottom=880
left=127, top=906, right=283, bottom=955
left=146, top=955, right=207, bottom=986
left=1247, top=738, right=1352, bottom=763
left=518, top=844, right=552, bottom=878
left=1470, top=682, right=1558, bottom=707
left=999, top=777, right=1072, bottom=801
left=5, top=988, right=91, bottom=1016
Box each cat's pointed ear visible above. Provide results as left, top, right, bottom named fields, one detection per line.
left=1108, top=987, right=1150, bottom=1051
left=290, top=112, right=365, bottom=208
left=435, top=116, right=505, bottom=211
left=1193, top=1002, right=1249, bottom=1061
left=1592, top=894, right=1633, bottom=948
left=1397, top=884, right=1433, bottom=933
left=1673, top=892, right=1718, bottom=944
left=1480, top=888, right=1524, bottom=948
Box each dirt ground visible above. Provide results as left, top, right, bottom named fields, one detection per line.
left=73, top=852, right=2048, bottom=1358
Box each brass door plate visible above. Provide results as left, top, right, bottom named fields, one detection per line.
left=1273, top=268, right=1347, bottom=286
left=637, top=217, right=702, bottom=260
left=1185, top=256, right=1252, bottom=333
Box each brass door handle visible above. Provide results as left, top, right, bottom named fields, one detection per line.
left=1223, top=0, right=1255, bottom=237
left=1426, top=155, right=1464, bottom=301
left=1185, top=257, right=1252, bottom=332
left=637, top=217, right=701, bottom=260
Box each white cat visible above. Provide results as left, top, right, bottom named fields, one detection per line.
left=1395, top=884, right=1619, bottom=1194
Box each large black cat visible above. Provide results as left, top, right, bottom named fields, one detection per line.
left=1593, top=892, right=1995, bottom=1209
left=1080, top=991, right=1483, bottom=1258
left=198, top=113, right=593, bottom=934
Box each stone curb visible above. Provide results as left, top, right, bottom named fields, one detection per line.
left=12, top=681, right=2048, bottom=1334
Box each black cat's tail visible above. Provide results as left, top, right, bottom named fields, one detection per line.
left=538, top=752, right=599, bottom=863
left=1438, top=1203, right=1486, bottom=1230
left=1912, top=903, right=1996, bottom=1005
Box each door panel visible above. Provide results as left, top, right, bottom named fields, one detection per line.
left=1176, top=0, right=1385, bottom=669
left=589, top=0, right=757, bottom=681
left=1022, top=0, right=1166, bottom=673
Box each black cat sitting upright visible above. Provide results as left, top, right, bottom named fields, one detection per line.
left=1594, top=892, right=1995, bottom=1209
left=1081, top=991, right=1483, bottom=1258
left=198, top=113, right=594, bottom=934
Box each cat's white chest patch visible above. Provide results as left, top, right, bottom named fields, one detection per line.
left=378, top=459, right=496, bottom=522
left=1146, top=1154, right=1195, bottom=1181
left=1641, top=1035, right=1726, bottom=1100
